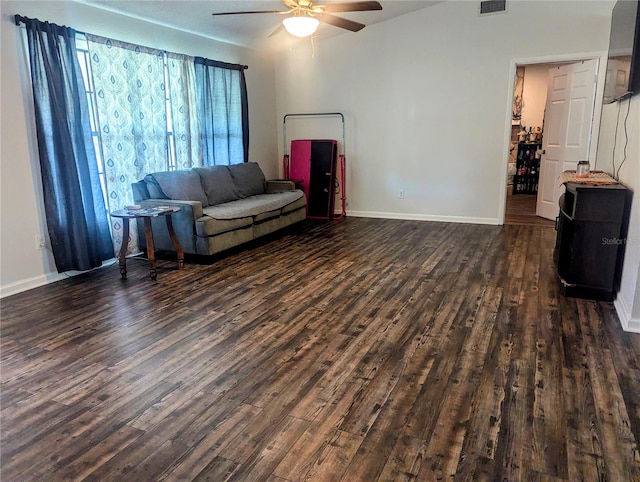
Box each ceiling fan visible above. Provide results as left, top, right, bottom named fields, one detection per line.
left=211, top=0, right=383, bottom=38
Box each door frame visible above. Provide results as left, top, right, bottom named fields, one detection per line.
left=497, top=51, right=609, bottom=225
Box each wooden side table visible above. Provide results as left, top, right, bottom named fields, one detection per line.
left=110, top=206, right=184, bottom=280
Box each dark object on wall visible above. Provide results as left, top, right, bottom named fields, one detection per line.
left=554, top=182, right=630, bottom=301
left=479, top=0, right=507, bottom=16
left=290, top=140, right=338, bottom=220
left=603, top=0, right=640, bottom=103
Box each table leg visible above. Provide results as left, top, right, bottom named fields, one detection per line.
left=143, top=218, right=157, bottom=280
left=118, top=219, right=130, bottom=279
left=165, top=215, right=184, bottom=269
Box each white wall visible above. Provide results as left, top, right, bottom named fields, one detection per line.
left=273, top=0, right=640, bottom=332
left=273, top=1, right=613, bottom=223
left=521, top=63, right=551, bottom=131
left=0, top=1, right=278, bottom=296
left=596, top=96, right=640, bottom=332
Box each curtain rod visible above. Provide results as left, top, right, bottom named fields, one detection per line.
left=14, top=14, right=74, bottom=31
left=13, top=14, right=248, bottom=71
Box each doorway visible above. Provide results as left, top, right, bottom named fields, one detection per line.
left=502, top=55, right=604, bottom=227
left=505, top=62, right=557, bottom=227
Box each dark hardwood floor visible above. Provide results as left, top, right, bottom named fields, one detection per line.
left=505, top=191, right=555, bottom=228
left=2, top=218, right=639, bottom=481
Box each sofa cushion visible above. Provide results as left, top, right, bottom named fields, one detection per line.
left=254, top=209, right=282, bottom=223
left=195, top=215, right=253, bottom=237
left=147, top=170, right=208, bottom=207
left=266, top=180, right=295, bottom=193
left=281, top=194, right=307, bottom=214
left=228, top=162, right=266, bottom=198
left=194, top=166, right=240, bottom=206
left=203, top=191, right=304, bottom=220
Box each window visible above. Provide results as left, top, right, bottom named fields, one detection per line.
left=75, top=35, right=109, bottom=210
left=163, top=54, right=178, bottom=171
left=75, top=34, right=187, bottom=218
left=76, top=33, right=248, bottom=220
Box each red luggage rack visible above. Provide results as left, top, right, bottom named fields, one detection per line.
left=282, top=112, right=346, bottom=221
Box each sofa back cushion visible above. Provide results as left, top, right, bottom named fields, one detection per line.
left=228, top=162, right=266, bottom=198
left=194, top=166, right=240, bottom=206
left=145, top=170, right=209, bottom=207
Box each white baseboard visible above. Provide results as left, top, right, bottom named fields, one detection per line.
left=0, top=272, right=67, bottom=299
left=614, top=295, right=640, bottom=333
left=0, top=258, right=118, bottom=299
left=345, top=210, right=501, bottom=226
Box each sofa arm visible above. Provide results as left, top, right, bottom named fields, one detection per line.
left=132, top=180, right=150, bottom=202
left=266, top=180, right=296, bottom=192
left=137, top=199, right=203, bottom=254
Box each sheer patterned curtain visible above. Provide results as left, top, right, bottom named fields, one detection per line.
left=194, top=58, right=249, bottom=165
left=167, top=53, right=202, bottom=169
left=22, top=17, right=114, bottom=272
left=86, top=35, right=168, bottom=254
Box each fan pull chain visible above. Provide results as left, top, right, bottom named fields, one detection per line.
left=286, top=34, right=316, bottom=58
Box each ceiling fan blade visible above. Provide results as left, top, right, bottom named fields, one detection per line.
left=315, top=13, right=366, bottom=32
left=315, top=1, right=382, bottom=13
left=268, top=23, right=285, bottom=38
left=211, top=10, right=288, bottom=17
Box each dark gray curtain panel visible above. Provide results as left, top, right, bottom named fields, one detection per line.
left=194, top=57, right=249, bottom=165
left=23, top=17, right=113, bottom=272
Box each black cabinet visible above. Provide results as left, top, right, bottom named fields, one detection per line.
left=512, top=143, right=541, bottom=194
left=290, top=139, right=338, bottom=219
left=554, top=182, right=629, bottom=301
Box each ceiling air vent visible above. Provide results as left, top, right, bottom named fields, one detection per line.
left=479, top=0, right=507, bottom=16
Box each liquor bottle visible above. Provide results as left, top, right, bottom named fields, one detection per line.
left=518, top=126, right=528, bottom=143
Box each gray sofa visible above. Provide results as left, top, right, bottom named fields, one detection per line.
left=131, top=162, right=306, bottom=256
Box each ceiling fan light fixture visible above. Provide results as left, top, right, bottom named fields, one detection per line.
left=282, top=16, right=320, bottom=37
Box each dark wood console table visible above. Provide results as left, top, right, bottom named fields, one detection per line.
left=110, top=206, right=184, bottom=280
left=554, top=181, right=628, bottom=300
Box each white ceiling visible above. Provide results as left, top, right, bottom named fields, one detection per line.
left=76, top=0, right=440, bottom=50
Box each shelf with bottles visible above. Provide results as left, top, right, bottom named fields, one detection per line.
left=512, top=142, right=542, bottom=195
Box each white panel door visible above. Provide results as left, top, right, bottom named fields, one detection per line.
left=536, top=59, right=599, bottom=220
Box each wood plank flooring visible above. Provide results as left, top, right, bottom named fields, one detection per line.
left=505, top=191, right=555, bottom=228
left=2, top=217, right=639, bottom=481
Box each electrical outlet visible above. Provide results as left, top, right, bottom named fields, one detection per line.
left=398, top=189, right=405, bottom=199
left=35, top=234, right=45, bottom=250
